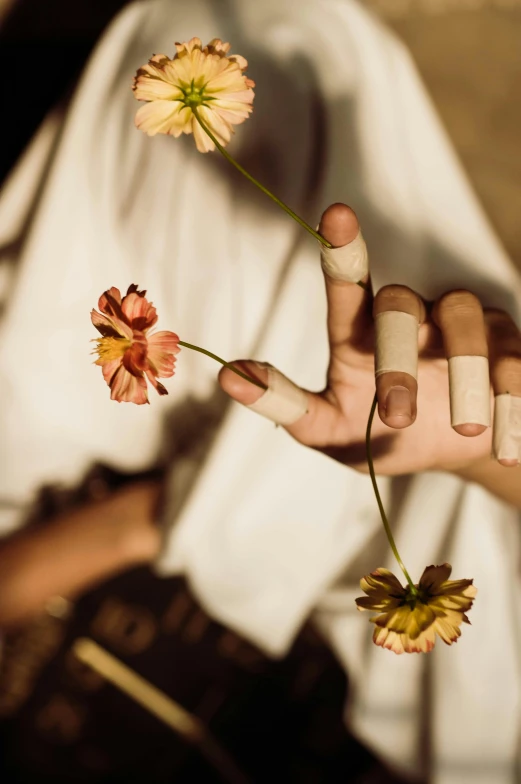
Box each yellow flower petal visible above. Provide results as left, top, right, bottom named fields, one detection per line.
left=135, top=101, right=191, bottom=136
left=132, top=38, right=254, bottom=151
left=133, top=75, right=182, bottom=102
left=356, top=563, right=477, bottom=655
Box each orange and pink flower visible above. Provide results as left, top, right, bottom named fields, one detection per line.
left=91, top=284, right=180, bottom=405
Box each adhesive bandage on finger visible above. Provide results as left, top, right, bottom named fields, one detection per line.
left=246, top=366, right=308, bottom=426
left=448, top=356, right=491, bottom=427
left=492, top=394, right=521, bottom=462
left=375, top=311, right=419, bottom=379
left=320, top=231, right=369, bottom=283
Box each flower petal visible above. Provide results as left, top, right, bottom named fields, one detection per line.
left=419, top=563, right=452, bottom=592
left=135, top=100, right=190, bottom=136
left=437, top=579, right=477, bottom=597
left=360, top=568, right=406, bottom=597
left=121, top=291, right=158, bottom=331
left=192, top=115, right=217, bottom=152
left=98, top=357, right=122, bottom=386
left=109, top=365, right=149, bottom=405
left=98, top=286, right=122, bottom=310
left=205, top=62, right=250, bottom=93
left=91, top=309, right=132, bottom=340
left=91, top=310, right=122, bottom=338
left=147, top=330, right=180, bottom=377
left=373, top=627, right=407, bottom=655
left=355, top=595, right=402, bottom=612
left=145, top=368, right=169, bottom=396
left=133, top=74, right=183, bottom=102
left=123, top=339, right=148, bottom=375
left=432, top=616, right=462, bottom=645
left=403, top=626, right=436, bottom=653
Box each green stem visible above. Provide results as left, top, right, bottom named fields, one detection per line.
left=365, top=393, right=416, bottom=593
left=193, top=109, right=370, bottom=295
left=193, top=108, right=328, bottom=246
left=178, top=340, right=267, bottom=391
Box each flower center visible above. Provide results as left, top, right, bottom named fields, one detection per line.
left=403, top=584, right=428, bottom=609
left=94, top=336, right=131, bottom=361
left=181, top=79, right=212, bottom=108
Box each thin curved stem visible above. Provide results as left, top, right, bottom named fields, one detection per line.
left=365, top=393, right=416, bottom=592
left=193, top=108, right=329, bottom=246
left=194, top=111, right=372, bottom=294
left=194, top=111, right=371, bottom=295
left=178, top=340, right=267, bottom=390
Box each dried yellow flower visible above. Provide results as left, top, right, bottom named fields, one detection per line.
left=356, top=563, right=477, bottom=654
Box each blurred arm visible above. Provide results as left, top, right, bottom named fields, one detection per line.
left=0, top=481, right=161, bottom=629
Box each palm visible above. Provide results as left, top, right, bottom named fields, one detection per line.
left=322, top=338, right=490, bottom=476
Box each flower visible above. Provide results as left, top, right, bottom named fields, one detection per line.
left=132, top=37, right=255, bottom=152
left=91, top=284, right=180, bottom=405
left=355, top=564, right=477, bottom=654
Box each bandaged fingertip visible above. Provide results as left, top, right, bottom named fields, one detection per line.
left=247, top=366, right=308, bottom=426
left=493, top=394, right=521, bottom=462
left=320, top=231, right=369, bottom=283
left=448, top=355, right=491, bottom=427
left=375, top=311, right=419, bottom=379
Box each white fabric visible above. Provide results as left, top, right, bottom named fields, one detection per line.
left=1, top=1, right=521, bottom=782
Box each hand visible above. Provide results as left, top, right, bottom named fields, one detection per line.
left=218, top=203, right=521, bottom=479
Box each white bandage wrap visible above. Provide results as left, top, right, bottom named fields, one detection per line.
left=493, top=394, right=521, bottom=462
left=448, top=355, right=491, bottom=427
left=247, top=366, right=308, bottom=426
left=320, top=231, right=369, bottom=283
left=375, top=311, right=419, bottom=379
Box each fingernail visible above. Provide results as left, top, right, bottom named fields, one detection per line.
left=386, top=386, right=411, bottom=419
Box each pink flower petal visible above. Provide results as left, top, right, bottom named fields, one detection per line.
left=109, top=365, right=149, bottom=405
left=98, top=287, right=122, bottom=311
left=123, top=339, right=148, bottom=375
left=91, top=309, right=132, bottom=340
left=147, top=330, right=180, bottom=378
left=99, top=357, right=122, bottom=386
left=121, top=291, right=158, bottom=331
left=145, top=368, right=169, bottom=396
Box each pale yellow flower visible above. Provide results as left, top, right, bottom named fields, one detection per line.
left=356, top=564, right=477, bottom=654
left=132, top=37, right=255, bottom=152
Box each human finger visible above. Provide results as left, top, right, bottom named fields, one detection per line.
left=373, top=285, right=426, bottom=429
left=486, top=309, right=521, bottom=466
left=432, top=290, right=490, bottom=437
left=318, top=203, right=372, bottom=351
left=218, top=361, right=349, bottom=448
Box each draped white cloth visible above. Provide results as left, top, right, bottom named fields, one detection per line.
left=1, top=1, right=520, bottom=781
